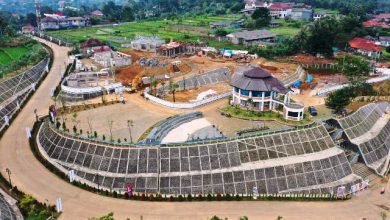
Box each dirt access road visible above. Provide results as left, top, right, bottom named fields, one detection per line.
left=0, top=38, right=389, bottom=220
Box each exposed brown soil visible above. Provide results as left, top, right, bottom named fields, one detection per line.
left=164, top=83, right=231, bottom=102
left=285, top=53, right=336, bottom=65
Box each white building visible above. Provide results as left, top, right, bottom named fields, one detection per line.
left=130, top=36, right=165, bottom=52
left=379, top=36, right=390, bottom=47
left=269, top=2, right=293, bottom=19
left=231, top=66, right=304, bottom=121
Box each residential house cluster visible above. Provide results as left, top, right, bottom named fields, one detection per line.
left=242, top=0, right=326, bottom=21
left=363, top=13, right=390, bottom=29
left=40, top=13, right=91, bottom=30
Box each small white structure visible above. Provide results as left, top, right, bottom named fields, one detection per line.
left=93, top=47, right=132, bottom=68
left=269, top=2, right=293, bottom=19
left=130, top=36, right=165, bottom=52
left=231, top=66, right=304, bottom=121
left=313, top=12, right=327, bottom=21
left=379, top=36, right=390, bottom=47
left=61, top=71, right=124, bottom=102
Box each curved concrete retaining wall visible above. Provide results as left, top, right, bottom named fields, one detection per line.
left=144, top=90, right=231, bottom=109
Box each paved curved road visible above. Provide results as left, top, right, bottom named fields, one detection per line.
left=0, top=38, right=389, bottom=220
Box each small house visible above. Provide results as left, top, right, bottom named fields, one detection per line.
left=348, top=37, right=383, bottom=58
left=379, top=36, right=390, bottom=47
left=291, top=8, right=313, bottom=20
left=21, top=24, right=35, bottom=33
left=269, top=2, right=293, bottom=19
left=226, top=30, right=277, bottom=46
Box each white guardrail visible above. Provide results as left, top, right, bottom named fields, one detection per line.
left=144, top=90, right=231, bottom=109
left=316, top=75, right=390, bottom=96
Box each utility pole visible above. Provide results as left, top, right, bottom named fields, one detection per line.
left=5, top=168, right=11, bottom=188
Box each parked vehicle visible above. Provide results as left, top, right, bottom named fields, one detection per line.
left=308, top=106, right=318, bottom=116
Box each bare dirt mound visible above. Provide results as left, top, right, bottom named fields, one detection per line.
left=116, top=63, right=192, bottom=85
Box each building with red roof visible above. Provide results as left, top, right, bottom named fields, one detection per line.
left=374, top=13, right=390, bottom=20
left=269, top=2, right=293, bottom=18
left=362, top=13, right=390, bottom=29
left=363, top=19, right=390, bottom=28
left=21, top=24, right=36, bottom=33
left=348, top=37, right=383, bottom=58
left=90, top=10, right=104, bottom=18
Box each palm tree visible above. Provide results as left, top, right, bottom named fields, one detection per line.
left=150, top=77, right=159, bottom=96
left=160, top=80, right=166, bottom=96
left=169, top=79, right=179, bottom=103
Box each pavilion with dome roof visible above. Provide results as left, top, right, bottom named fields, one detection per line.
left=231, top=66, right=305, bottom=121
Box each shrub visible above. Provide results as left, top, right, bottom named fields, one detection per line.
left=235, top=194, right=241, bottom=201
left=178, top=194, right=184, bottom=202
left=141, top=193, right=146, bottom=201
left=207, top=194, right=213, bottom=201
left=56, top=121, right=61, bottom=129
left=198, top=194, right=203, bottom=201
left=169, top=195, right=174, bottom=202
left=73, top=125, right=77, bottom=134
left=94, top=131, right=97, bottom=138
left=225, top=193, right=232, bottom=201
left=187, top=194, right=192, bottom=201
left=216, top=193, right=222, bottom=201
left=102, top=134, right=106, bottom=141
left=149, top=194, right=154, bottom=201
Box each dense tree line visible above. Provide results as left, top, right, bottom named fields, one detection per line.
left=250, top=15, right=367, bottom=58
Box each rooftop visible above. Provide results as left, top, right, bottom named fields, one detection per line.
left=269, top=2, right=292, bottom=10
left=348, top=37, right=383, bottom=52
left=363, top=19, right=390, bottom=28
left=379, top=36, right=390, bottom=41
left=231, top=67, right=288, bottom=93
left=227, top=30, right=276, bottom=41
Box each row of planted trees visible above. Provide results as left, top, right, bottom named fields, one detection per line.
left=52, top=110, right=135, bottom=144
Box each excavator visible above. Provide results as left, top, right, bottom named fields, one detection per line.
left=131, top=75, right=141, bottom=92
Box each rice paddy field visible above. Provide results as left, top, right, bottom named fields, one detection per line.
left=0, top=46, right=29, bottom=65
left=47, top=15, right=301, bottom=50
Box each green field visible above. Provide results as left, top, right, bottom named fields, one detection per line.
left=0, top=46, right=29, bottom=65
left=48, top=14, right=303, bottom=50
left=268, top=26, right=301, bottom=36
left=48, top=15, right=243, bottom=48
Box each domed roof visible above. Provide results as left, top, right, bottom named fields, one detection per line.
left=243, top=67, right=272, bottom=78
left=231, top=66, right=289, bottom=94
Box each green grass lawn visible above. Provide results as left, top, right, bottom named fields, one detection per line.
left=0, top=46, right=28, bottom=65
left=314, top=8, right=340, bottom=16
left=268, top=26, right=301, bottom=36
left=221, top=105, right=312, bottom=125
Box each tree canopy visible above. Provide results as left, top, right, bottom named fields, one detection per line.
left=338, top=55, right=371, bottom=83
left=325, top=87, right=355, bottom=113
